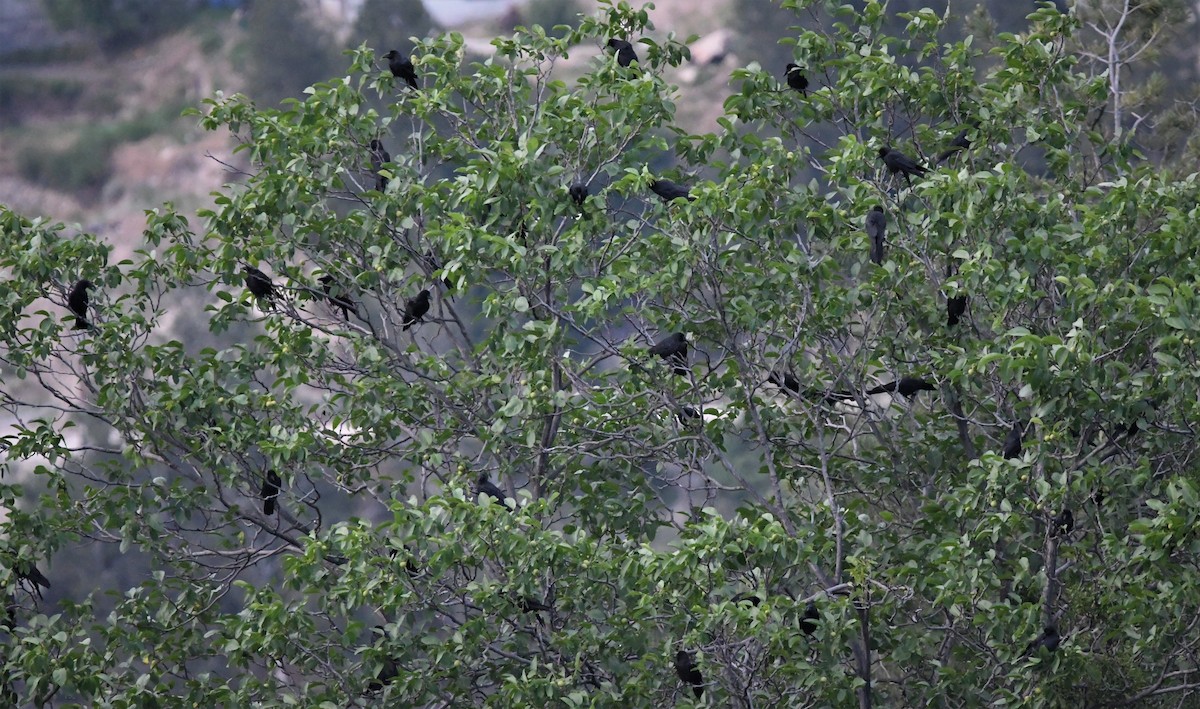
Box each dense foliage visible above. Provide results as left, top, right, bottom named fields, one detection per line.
left=2, top=1, right=1200, bottom=706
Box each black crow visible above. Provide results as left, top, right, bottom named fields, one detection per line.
left=569, top=182, right=589, bottom=206
left=866, top=206, right=886, bottom=265
left=367, top=632, right=401, bottom=692
left=731, top=592, right=761, bottom=606
left=402, top=289, right=431, bottom=331
left=13, top=562, right=50, bottom=599
left=674, top=649, right=703, bottom=699
left=67, top=279, right=93, bottom=330
left=878, top=146, right=928, bottom=185
left=518, top=596, right=553, bottom=614
left=607, top=39, right=638, bottom=67
left=369, top=139, right=391, bottom=192
left=261, top=469, right=281, bottom=516
left=800, top=600, right=819, bottom=636
left=1023, top=626, right=1061, bottom=656
left=426, top=252, right=454, bottom=292
left=936, top=126, right=973, bottom=164
left=768, top=370, right=804, bottom=395
left=866, top=377, right=936, bottom=398
left=320, top=275, right=354, bottom=321
left=768, top=372, right=855, bottom=405
left=477, top=474, right=514, bottom=511
left=947, top=295, right=967, bottom=327
left=649, top=179, right=694, bottom=203
left=648, top=332, right=688, bottom=375
left=384, top=50, right=418, bottom=89
left=243, top=265, right=276, bottom=301
left=1052, top=508, right=1074, bottom=537
left=1002, top=422, right=1023, bottom=460
left=12, top=563, right=50, bottom=602
left=784, top=63, right=808, bottom=95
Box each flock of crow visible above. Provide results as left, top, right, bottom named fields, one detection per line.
left=44, top=37, right=1075, bottom=699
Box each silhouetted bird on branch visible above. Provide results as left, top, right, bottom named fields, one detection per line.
left=320, top=275, right=355, bottom=321
left=1002, top=422, right=1024, bottom=460
left=425, top=252, right=455, bottom=292
left=784, top=63, right=809, bottom=95
left=13, top=562, right=50, bottom=599
left=477, top=474, right=514, bottom=512
left=67, top=278, right=94, bottom=330
left=243, top=266, right=276, bottom=302
left=1052, top=508, right=1074, bottom=537
left=866, top=206, right=886, bottom=265
left=607, top=39, right=638, bottom=67
left=517, top=596, right=553, bottom=614
left=384, top=50, right=418, bottom=89
left=1022, top=626, right=1061, bottom=657
left=732, top=592, right=762, bottom=606
left=369, top=139, right=391, bottom=192
left=650, top=179, right=694, bottom=203
left=262, top=469, right=281, bottom=516
left=569, top=182, right=589, bottom=206
left=674, top=649, right=704, bottom=699
left=648, top=332, right=689, bottom=375
left=402, top=289, right=431, bottom=331
left=879, top=147, right=928, bottom=186
left=767, top=371, right=854, bottom=405
left=866, top=377, right=935, bottom=398
left=947, top=295, right=967, bottom=327
left=936, top=125, right=975, bottom=164
left=800, top=600, right=819, bottom=636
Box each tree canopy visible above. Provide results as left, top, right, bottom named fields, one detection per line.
left=2, top=0, right=1200, bottom=706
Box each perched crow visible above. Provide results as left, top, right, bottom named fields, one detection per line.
left=768, top=372, right=854, bottom=404
left=769, top=370, right=803, bottom=394
left=261, top=469, right=281, bottom=516
left=384, top=50, right=418, bottom=89
left=866, top=206, right=886, bottom=265
left=878, top=147, right=928, bottom=186
left=366, top=630, right=401, bottom=691
left=426, top=252, right=454, bottom=292
left=243, top=265, right=276, bottom=301
left=648, top=332, right=689, bottom=375
left=401, top=289, right=431, bottom=331
left=936, top=126, right=974, bottom=164
left=569, top=181, right=589, bottom=206
left=518, top=596, right=553, bottom=614
left=368, top=657, right=399, bottom=691
left=1002, top=422, right=1024, bottom=460
left=784, top=63, right=809, bottom=95
left=866, top=377, right=936, bottom=398
left=1052, top=508, right=1074, bottom=537
left=67, top=278, right=94, bottom=330
left=649, top=179, right=694, bottom=203
left=477, top=474, right=514, bottom=511
left=1023, top=626, right=1061, bottom=656
left=800, top=600, right=819, bottom=636
left=674, top=649, right=704, bottom=699
left=320, top=275, right=354, bottom=321
left=1119, top=398, right=1158, bottom=438
left=731, top=592, right=762, bottom=606
left=13, top=562, right=50, bottom=599
left=607, top=38, right=638, bottom=67
left=369, top=139, right=391, bottom=192
left=947, top=295, right=967, bottom=327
